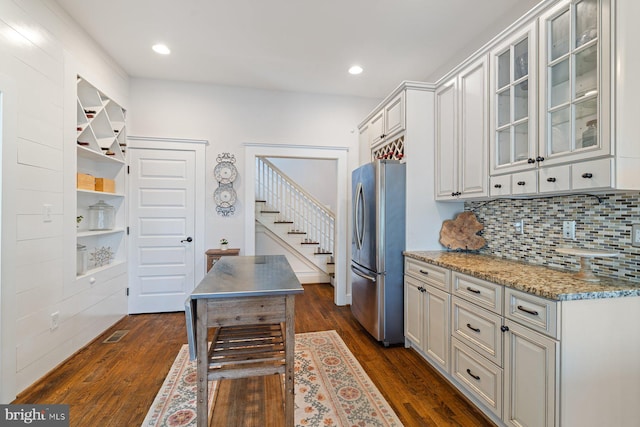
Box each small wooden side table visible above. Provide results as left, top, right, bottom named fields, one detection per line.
left=206, top=248, right=240, bottom=272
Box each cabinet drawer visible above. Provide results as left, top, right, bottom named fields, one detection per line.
left=452, top=297, right=503, bottom=366
left=571, top=158, right=612, bottom=190
left=505, top=288, right=558, bottom=338
left=451, top=337, right=503, bottom=418
left=539, top=165, right=571, bottom=193
left=511, top=170, right=537, bottom=195
left=452, top=272, right=502, bottom=314
left=490, top=174, right=511, bottom=197
left=405, top=258, right=450, bottom=292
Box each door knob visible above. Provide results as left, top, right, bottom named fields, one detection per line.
left=181, top=237, right=193, bottom=243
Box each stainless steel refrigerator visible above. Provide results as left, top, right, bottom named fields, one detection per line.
left=351, top=160, right=406, bottom=346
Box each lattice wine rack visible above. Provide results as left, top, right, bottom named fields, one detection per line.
left=372, top=135, right=404, bottom=161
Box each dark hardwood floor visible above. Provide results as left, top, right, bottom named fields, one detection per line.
left=13, top=284, right=493, bottom=426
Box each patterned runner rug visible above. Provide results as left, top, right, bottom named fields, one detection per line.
left=141, top=330, right=403, bottom=426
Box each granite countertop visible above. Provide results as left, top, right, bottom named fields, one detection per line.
left=404, top=251, right=640, bottom=301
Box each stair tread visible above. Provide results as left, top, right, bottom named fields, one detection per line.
left=274, top=221, right=294, bottom=224
left=261, top=210, right=280, bottom=214
left=288, top=231, right=306, bottom=235
left=301, top=241, right=319, bottom=245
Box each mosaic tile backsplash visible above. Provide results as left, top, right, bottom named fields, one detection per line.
left=465, top=192, right=640, bottom=284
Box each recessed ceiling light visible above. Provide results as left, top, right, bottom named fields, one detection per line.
left=152, top=44, right=171, bottom=55
left=348, top=65, right=363, bottom=75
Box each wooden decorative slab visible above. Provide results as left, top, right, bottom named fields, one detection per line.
left=439, top=211, right=486, bottom=251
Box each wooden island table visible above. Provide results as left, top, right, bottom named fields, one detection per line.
left=186, top=255, right=303, bottom=426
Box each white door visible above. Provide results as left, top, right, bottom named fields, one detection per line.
left=128, top=147, right=196, bottom=313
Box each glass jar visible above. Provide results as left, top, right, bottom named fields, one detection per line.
left=87, top=200, right=115, bottom=230
left=77, top=244, right=88, bottom=275
left=581, top=119, right=597, bottom=148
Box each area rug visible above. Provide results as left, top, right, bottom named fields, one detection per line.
left=141, top=330, right=403, bottom=426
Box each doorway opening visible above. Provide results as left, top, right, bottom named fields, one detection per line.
left=244, top=144, right=349, bottom=306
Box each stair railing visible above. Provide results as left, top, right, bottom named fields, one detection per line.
left=256, top=157, right=335, bottom=254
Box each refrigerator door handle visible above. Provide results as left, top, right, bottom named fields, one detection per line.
left=351, top=264, right=376, bottom=282
left=354, top=182, right=365, bottom=250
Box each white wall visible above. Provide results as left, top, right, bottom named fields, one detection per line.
left=0, top=0, right=129, bottom=401
left=128, top=78, right=379, bottom=263
left=267, top=157, right=337, bottom=211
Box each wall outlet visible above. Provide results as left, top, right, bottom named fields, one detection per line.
left=50, top=311, right=60, bottom=331
left=513, top=219, right=524, bottom=235
left=632, top=224, right=640, bottom=247
left=563, top=220, right=576, bottom=240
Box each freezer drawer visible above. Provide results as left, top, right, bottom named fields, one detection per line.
left=350, top=264, right=381, bottom=341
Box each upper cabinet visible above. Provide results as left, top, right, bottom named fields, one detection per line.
left=368, top=91, right=406, bottom=149
left=490, top=22, right=538, bottom=176
left=436, top=55, right=489, bottom=201
left=538, top=0, right=609, bottom=166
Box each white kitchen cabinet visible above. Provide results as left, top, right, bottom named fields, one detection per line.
left=436, top=55, right=488, bottom=200
left=405, top=253, right=640, bottom=427
left=538, top=0, right=610, bottom=167
left=76, top=77, right=127, bottom=279
left=503, top=319, right=558, bottom=427
left=490, top=22, right=538, bottom=176
left=404, top=259, right=451, bottom=373
left=369, top=91, right=405, bottom=149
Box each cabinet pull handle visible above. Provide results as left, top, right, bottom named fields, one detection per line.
left=536, top=156, right=545, bottom=163
left=517, top=181, right=526, bottom=186
left=582, top=173, right=593, bottom=179
left=466, top=287, right=481, bottom=294
left=466, top=323, right=481, bottom=333
left=494, top=184, right=502, bottom=189
left=517, top=305, right=539, bottom=316
left=527, top=158, right=536, bottom=164
left=466, top=369, right=481, bottom=381
left=547, top=177, right=556, bottom=182
left=419, top=269, right=429, bottom=275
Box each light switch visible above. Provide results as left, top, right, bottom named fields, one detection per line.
left=42, top=204, right=53, bottom=222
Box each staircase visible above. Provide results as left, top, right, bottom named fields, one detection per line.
left=255, top=157, right=335, bottom=280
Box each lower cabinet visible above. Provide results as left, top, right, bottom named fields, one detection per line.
left=503, top=319, right=558, bottom=427
left=404, top=255, right=640, bottom=426
left=404, top=258, right=558, bottom=427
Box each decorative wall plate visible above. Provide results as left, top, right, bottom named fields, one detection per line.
left=214, top=185, right=237, bottom=207
left=214, top=161, right=237, bottom=184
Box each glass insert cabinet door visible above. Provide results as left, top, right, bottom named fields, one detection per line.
left=541, top=0, right=609, bottom=162
left=490, top=22, right=537, bottom=174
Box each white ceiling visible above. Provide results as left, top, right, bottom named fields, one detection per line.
left=55, top=0, right=542, bottom=99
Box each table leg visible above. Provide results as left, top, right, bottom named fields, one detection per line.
left=284, top=294, right=295, bottom=427
left=196, top=298, right=209, bottom=426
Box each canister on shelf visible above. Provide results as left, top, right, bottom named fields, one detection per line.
left=87, top=200, right=115, bottom=230
left=77, top=244, right=88, bottom=275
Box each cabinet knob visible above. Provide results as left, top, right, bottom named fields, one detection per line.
left=582, top=173, right=593, bottom=179
left=500, top=325, right=509, bottom=332
left=547, top=177, right=556, bottom=182
left=527, top=158, right=536, bottom=164
left=536, top=156, right=545, bottom=163
left=494, top=184, right=502, bottom=189
left=517, top=181, right=526, bottom=186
